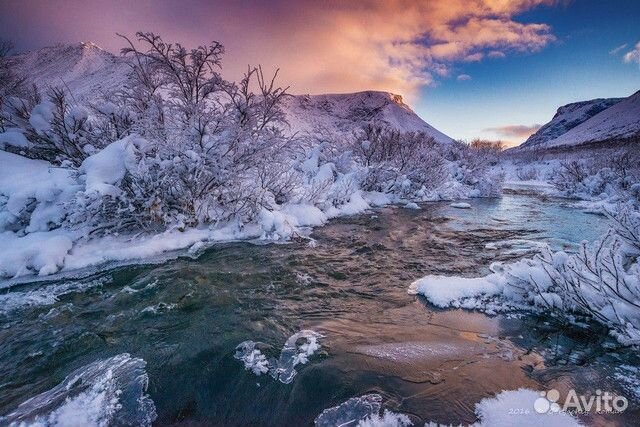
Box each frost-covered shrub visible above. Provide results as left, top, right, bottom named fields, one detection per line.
left=516, top=166, right=539, bottom=181
left=351, top=124, right=447, bottom=197
left=1, top=87, right=101, bottom=166
left=551, top=152, right=640, bottom=202
left=445, top=140, right=504, bottom=197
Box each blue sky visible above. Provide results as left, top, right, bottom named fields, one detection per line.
left=416, top=0, right=640, bottom=145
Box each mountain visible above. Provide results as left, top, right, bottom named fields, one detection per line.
left=282, top=91, right=454, bottom=144
left=542, top=91, right=640, bottom=148
left=520, top=97, right=623, bottom=148
left=5, top=43, right=453, bottom=144
left=518, top=91, right=640, bottom=150
left=4, top=42, right=132, bottom=100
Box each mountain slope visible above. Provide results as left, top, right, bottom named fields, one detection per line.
left=6, top=43, right=453, bottom=144
left=520, top=97, right=623, bottom=148
left=282, top=91, right=454, bottom=144
left=542, top=91, right=640, bottom=148
left=4, top=42, right=132, bottom=100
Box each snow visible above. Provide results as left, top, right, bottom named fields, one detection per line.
left=0, top=129, right=30, bottom=149
left=29, top=100, right=55, bottom=133
left=450, top=202, right=472, bottom=209
left=80, top=136, right=146, bottom=196
left=0, top=231, right=73, bottom=277
left=409, top=215, right=640, bottom=346
left=409, top=274, right=503, bottom=308
left=404, top=202, right=421, bottom=210
left=0, top=150, right=78, bottom=233
left=471, top=389, right=582, bottom=427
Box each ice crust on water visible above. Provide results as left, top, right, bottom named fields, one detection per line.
left=1, top=353, right=156, bottom=427
left=314, top=394, right=411, bottom=427
left=234, top=330, right=322, bottom=384
left=450, top=202, right=472, bottom=209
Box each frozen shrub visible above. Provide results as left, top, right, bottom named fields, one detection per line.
left=516, top=166, right=539, bottom=181
left=351, top=124, right=447, bottom=197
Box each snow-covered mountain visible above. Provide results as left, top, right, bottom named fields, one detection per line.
left=6, top=43, right=453, bottom=144
left=520, top=97, right=623, bottom=148
left=4, top=42, right=132, bottom=101
left=543, top=91, right=640, bottom=148
left=283, top=91, right=453, bottom=144
left=519, top=91, right=639, bottom=150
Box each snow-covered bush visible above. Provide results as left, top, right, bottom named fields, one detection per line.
left=410, top=207, right=640, bottom=346
left=445, top=140, right=504, bottom=197
left=351, top=124, right=447, bottom=197
left=515, top=166, right=539, bottom=181
left=63, top=33, right=296, bottom=233
left=551, top=152, right=640, bottom=202
left=1, top=87, right=100, bottom=165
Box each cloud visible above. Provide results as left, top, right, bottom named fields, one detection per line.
left=623, top=42, right=640, bottom=66
left=484, top=124, right=541, bottom=139
left=457, top=74, right=472, bottom=81
left=0, top=0, right=559, bottom=100
left=609, top=43, right=628, bottom=56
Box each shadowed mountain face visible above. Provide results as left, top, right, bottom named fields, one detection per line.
left=5, top=43, right=454, bottom=144
left=520, top=98, right=623, bottom=148
left=519, top=91, right=640, bottom=150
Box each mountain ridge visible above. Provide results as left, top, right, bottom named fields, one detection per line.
left=4, top=43, right=454, bottom=144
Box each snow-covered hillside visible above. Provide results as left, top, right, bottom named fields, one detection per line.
left=520, top=97, right=623, bottom=148
left=518, top=91, right=639, bottom=150
left=4, top=42, right=132, bottom=101
left=7, top=44, right=453, bottom=143
left=543, top=90, right=640, bottom=148
left=283, top=91, right=454, bottom=144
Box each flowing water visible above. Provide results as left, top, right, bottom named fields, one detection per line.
left=0, top=193, right=638, bottom=426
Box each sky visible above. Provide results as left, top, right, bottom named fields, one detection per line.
left=0, top=0, right=639, bottom=146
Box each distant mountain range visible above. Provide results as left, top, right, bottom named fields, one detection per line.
left=4, top=43, right=454, bottom=145
left=519, top=91, right=640, bottom=150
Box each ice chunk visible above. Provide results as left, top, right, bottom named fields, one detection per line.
left=315, top=394, right=411, bottom=427
left=450, top=202, right=472, bottom=209
left=1, top=353, right=156, bottom=427
left=234, top=341, right=270, bottom=375
left=234, top=330, right=322, bottom=384
left=270, top=330, right=323, bottom=384
left=314, top=394, right=383, bottom=427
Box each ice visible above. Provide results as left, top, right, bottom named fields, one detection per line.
left=270, top=330, right=323, bottom=384
left=404, top=202, right=421, bottom=210
left=314, top=394, right=383, bottom=427
left=1, top=353, right=156, bottom=427
left=315, top=394, right=412, bottom=427
left=450, top=202, right=472, bottom=209
left=234, top=330, right=323, bottom=384
left=234, top=341, right=270, bottom=375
